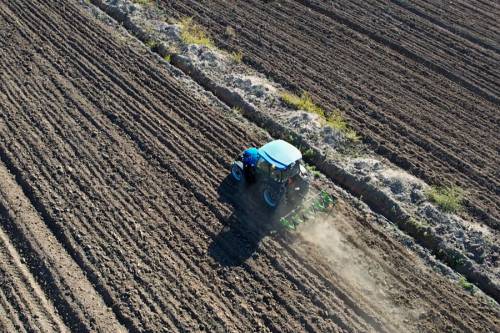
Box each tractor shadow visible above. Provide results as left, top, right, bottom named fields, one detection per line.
left=209, top=175, right=292, bottom=267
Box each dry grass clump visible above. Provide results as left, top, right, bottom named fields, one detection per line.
left=281, top=91, right=324, bottom=116
left=325, top=113, right=360, bottom=142
left=426, top=186, right=464, bottom=213
left=224, top=26, right=236, bottom=39
left=230, top=51, right=243, bottom=63
left=179, top=17, right=214, bottom=48
left=281, top=91, right=359, bottom=142
left=458, top=276, right=475, bottom=294
left=145, top=39, right=159, bottom=49
left=132, top=0, right=153, bottom=5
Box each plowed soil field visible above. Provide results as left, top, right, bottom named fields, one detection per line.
left=0, top=0, right=499, bottom=332
left=160, top=0, right=500, bottom=228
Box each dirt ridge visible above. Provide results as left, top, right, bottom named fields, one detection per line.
left=0, top=159, right=126, bottom=332
left=0, top=0, right=498, bottom=331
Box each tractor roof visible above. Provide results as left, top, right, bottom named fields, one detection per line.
left=258, top=139, right=302, bottom=170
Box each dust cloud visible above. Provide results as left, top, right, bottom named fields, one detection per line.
left=298, top=213, right=422, bottom=332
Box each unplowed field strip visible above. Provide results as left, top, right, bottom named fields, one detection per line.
left=0, top=0, right=498, bottom=332
left=160, top=0, right=500, bottom=227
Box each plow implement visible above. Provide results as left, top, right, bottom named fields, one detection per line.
left=279, top=190, right=336, bottom=230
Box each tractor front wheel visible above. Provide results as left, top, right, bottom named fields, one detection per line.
left=231, top=162, right=244, bottom=182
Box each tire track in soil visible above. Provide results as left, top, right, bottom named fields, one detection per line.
left=0, top=0, right=498, bottom=332
left=160, top=0, right=500, bottom=228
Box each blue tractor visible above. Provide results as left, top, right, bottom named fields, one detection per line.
left=231, top=140, right=310, bottom=208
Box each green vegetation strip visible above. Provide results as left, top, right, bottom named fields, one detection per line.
left=131, top=0, right=152, bottom=5
left=179, top=17, right=215, bottom=48
left=425, top=186, right=464, bottom=213
left=458, top=276, right=475, bottom=294
left=281, top=92, right=359, bottom=142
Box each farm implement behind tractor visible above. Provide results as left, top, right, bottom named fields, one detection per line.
left=278, top=189, right=336, bottom=230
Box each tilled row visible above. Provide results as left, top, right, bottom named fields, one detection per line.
left=1, top=1, right=499, bottom=332
left=160, top=0, right=500, bottom=227
left=393, top=0, right=500, bottom=51
left=296, top=0, right=499, bottom=98
left=0, top=222, right=67, bottom=333
left=0, top=1, right=385, bottom=331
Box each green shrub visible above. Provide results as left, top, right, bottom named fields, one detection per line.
left=301, top=148, right=316, bottom=160
left=145, top=39, right=159, bottom=49
left=326, top=112, right=360, bottom=142
left=305, top=164, right=321, bottom=178
left=230, top=51, right=243, bottom=63
left=458, top=276, right=475, bottom=294
left=232, top=106, right=242, bottom=113
left=179, top=17, right=214, bottom=48
left=426, top=186, right=464, bottom=213
left=281, top=91, right=324, bottom=117
left=132, top=0, right=153, bottom=5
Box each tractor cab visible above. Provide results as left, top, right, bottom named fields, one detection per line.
left=231, top=140, right=310, bottom=208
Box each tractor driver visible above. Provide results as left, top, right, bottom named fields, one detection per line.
left=242, top=147, right=259, bottom=182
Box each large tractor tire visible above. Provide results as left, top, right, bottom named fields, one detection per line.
left=231, top=161, right=244, bottom=182
left=262, top=184, right=282, bottom=208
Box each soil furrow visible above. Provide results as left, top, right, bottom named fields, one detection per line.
left=388, top=0, right=500, bottom=52
left=293, top=0, right=500, bottom=99
left=0, top=290, right=26, bottom=333
left=0, top=34, right=270, bottom=330
left=1, top=1, right=498, bottom=332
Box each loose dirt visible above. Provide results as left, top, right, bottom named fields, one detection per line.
left=299, top=214, right=423, bottom=332
left=0, top=0, right=498, bottom=332
left=0, top=224, right=68, bottom=333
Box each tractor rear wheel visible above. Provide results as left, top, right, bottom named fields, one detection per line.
left=262, top=185, right=281, bottom=208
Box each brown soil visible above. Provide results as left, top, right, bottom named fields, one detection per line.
left=0, top=223, right=68, bottom=332
left=160, top=0, right=500, bottom=229
left=0, top=162, right=126, bottom=332
left=391, top=0, right=500, bottom=52
left=0, top=1, right=498, bottom=332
